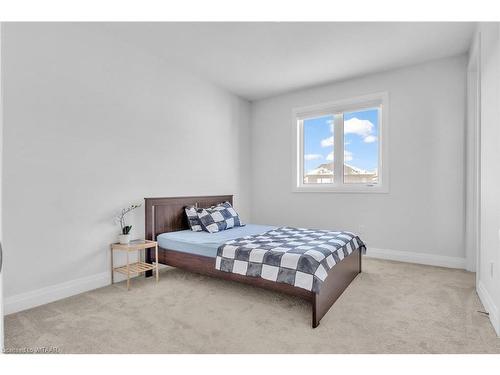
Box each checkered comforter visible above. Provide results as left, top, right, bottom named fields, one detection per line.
left=215, top=227, right=366, bottom=293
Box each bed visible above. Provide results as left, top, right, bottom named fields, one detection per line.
left=144, top=195, right=363, bottom=328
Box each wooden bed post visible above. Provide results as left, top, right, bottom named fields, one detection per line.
left=145, top=197, right=154, bottom=277
left=359, top=247, right=363, bottom=273
left=312, top=294, right=320, bottom=328
left=145, top=249, right=153, bottom=278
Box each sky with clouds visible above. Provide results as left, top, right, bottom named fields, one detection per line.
left=303, top=108, right=379, bottom=174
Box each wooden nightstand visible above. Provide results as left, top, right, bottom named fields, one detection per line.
left=110, top=240, right=159, bottom=290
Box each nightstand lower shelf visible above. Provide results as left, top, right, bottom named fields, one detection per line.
left=114, top=261, right=155, bottom=275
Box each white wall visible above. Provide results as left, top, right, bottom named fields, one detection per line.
left=1, top=23, right=251, bottom=312
left=0, top=22, right=4, bottom=349
left=476, top=23, right=500, bottom=335
left=465, top=37, right=480, bottom=274
left=250, top=56, right=467, bottom=267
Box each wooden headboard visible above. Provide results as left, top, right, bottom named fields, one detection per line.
left=144, top=195, right=233, bottom=241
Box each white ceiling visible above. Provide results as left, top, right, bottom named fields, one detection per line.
left=98, top=22, right=476, bottom=101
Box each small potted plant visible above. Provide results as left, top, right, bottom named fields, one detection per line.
left=116, top=203, right=141, bottom=244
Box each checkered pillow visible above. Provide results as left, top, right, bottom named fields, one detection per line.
left=197, top=202, right=244, bottom=233
left=185, top=206, right=203, bottom=232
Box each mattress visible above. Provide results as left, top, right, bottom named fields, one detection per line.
left=157, top=224, right=277, bottom=258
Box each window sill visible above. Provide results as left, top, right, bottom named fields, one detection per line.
left=293, top=185, right=389, bottom=194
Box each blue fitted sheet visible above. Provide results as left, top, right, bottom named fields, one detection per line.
left=157, top=224, right=277, bottom=258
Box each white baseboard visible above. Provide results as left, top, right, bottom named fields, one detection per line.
left=477, top=281, right=500, bottom=336
left=366, top=247, right=466, bottom=269
left=4, top=272, right=110, bottom=315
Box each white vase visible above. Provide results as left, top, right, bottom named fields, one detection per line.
left=118, top=234, right=131, bottom=244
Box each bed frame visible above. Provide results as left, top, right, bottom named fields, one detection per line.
left=144, top=195, right=362, bottom=328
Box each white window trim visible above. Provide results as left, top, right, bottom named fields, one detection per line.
left=292, top=92, right=389, bottom=193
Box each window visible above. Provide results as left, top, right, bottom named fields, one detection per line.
left=294, top=92, right=388, bottom=193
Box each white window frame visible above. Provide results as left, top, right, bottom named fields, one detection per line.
left=292, top=92, right=389, bottom=193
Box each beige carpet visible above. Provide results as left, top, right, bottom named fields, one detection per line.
left=4, top=258, right=500, bottom=353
